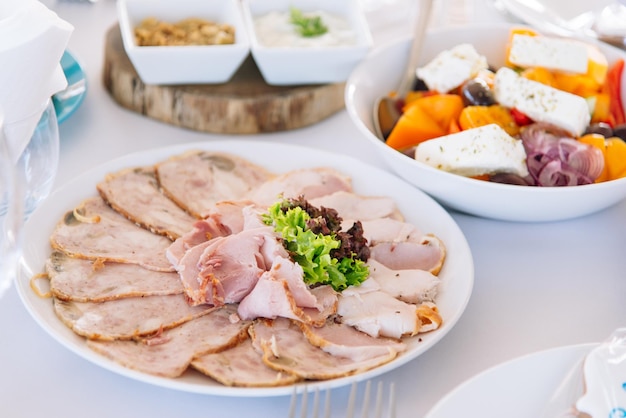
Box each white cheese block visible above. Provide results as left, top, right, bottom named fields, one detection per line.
left=508, top=34, right=588, bottom=74
left=416, top=43, right=488, bottom=93
left=414, top=124, right=528, bottom=178
left=494, top=67, right=591, bottom=136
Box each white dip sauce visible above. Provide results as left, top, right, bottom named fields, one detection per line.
left=253, top=10, right=357, bottom=47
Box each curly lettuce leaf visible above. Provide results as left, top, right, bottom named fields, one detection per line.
left=263, top=200, right=369, bottom=291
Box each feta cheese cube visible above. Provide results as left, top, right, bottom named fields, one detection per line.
left=494, top=67, right=591, bottom=136
left=414, top=124, right=528, bottom=178
left=508, top=34, right=589, bottom=74
left=416, top=44, right=488, bottom=93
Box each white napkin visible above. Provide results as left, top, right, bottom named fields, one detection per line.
left=0, top=0, right=73, bottom=160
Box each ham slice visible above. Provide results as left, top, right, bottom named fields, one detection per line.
left=87, top=305, right=251, bottom=378
left=369, top=234, right=446, bottom=275
left=50, top=197, right=174, bottom=272
left=96, top=166, right=196, bottom=240
left=237, top=256, right=338, bottom=326
left=367, top=259, right=440, bottom=304
left=336, top=290, right=421, bottom=339
left=46, top=251, right=183, bottom=302
left=359, top=217, right=424, bottom=245
left=175, top=227, right=280, bottom=306
left=310, top=191, right=403, bottom=222
left=248, top=167, right=352, bottom=208
left=191, top=337, right=300, bottom=387
left=54, top=294, right=213, bottom=340
left=250, top=318, right=397, bottom=379
left=155, top=151, right=274, bottom=219
left=299, top=321, right=406, bottom=362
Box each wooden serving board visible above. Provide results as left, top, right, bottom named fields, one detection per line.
left=103, top=24, right=346, bottom=134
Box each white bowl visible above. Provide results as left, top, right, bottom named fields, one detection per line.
left=241, top=0, right=373, bottom=86
left=345, top=23, right=626, bottom=222
left=117, top=0, right=250, bottom=85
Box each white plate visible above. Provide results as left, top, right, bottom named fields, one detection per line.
left=16, top=140, right=473, bottom=397
left=425, top=343, right=597, bottom=418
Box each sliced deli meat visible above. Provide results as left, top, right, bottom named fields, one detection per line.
left=237, top=256, right=337, bottom=326
left=337, top=290, right=422, bottom=339
left=155, top=151, right=274, bottom=219
left=367, top=259, right=440, bottom=304
left=299, top=321, right=407, bottom=362
left=248, top=167, right=352, bottom=207
left=97, top=166, right=197, bottom=240
left=250, top=318, right=397, bottom=380
left=309, top=191, right=403, bottom=222
left=40, top=149, right=451, bottom=388
left=174, top=227, right=280, bottom=306
left=87, top=305, right=251, bottom=378
left=46, top=251, right=183, bottom=302
left=50, top=197, right=174, bottom=272
left=191, top=337, right=300, bottom=387
left=54, top=294, right=214, bottom=340
left=369, top=234, right=446, bottom=275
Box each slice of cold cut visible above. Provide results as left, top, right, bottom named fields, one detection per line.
left=87, top=305, right=251, bottom=378
left=191, top=337, right=300, bottom=387
left=97, top=166, right=197, bottom=240
left=155, top=151, right=274, bottom=219
left=46, top=251, right=183, bottom=302
left=54, top=294, right=213, bottom=340
left=249, top=318, right=397, bottom=380
left=50, top=197, right=174, bottom=272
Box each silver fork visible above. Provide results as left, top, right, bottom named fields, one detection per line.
left=288, top=380, right=396, bottom=418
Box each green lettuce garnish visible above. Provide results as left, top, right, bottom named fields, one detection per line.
left=263, top=199, right=369, bottom=291
left=289, top=7, right=328, bottom=38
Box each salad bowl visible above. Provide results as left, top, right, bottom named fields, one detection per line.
left=345, top=23, right=626, bottom=222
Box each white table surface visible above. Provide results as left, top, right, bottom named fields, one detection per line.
left=3, top=1, right=626, bottom=417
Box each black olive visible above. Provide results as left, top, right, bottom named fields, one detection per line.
left=411, top=77, right=429, bottom=92
left=460, top=78, right=496, bottom=106
left=612, top=124, right=626, bottom=142
left=584, top=122, right=613, bottom=138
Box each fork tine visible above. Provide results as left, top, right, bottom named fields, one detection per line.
left=360, top=380, right=372, bottom=418
left=373, top=381, right=383, bottom=418
left=288, top=385, right=331, bottom=418
left=388, top=382, right=396, bottom=418
left=346, top=381, right=358, bottom=418
left=289, top=387, right=297, bottom=418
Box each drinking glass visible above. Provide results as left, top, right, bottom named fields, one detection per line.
left=0, top=98, right=59, bottom=298
left=20, top=99, right=60, bottom=217
left=0, top=117, right=23, bottom=298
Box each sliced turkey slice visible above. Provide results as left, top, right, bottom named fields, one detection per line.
left=54, top=294, right=213, bottom=340
left=155, top=150, right=274, bottom=219
left=369, top=234, right=446, bottom=275
left=46, top=251, right=183, bottom=302
left=367, top=259, right=440, bottom=304
left=310, top=191, right=403, bottom=222
left=299, top=320, right=406, bottom=362
left=250, top=318, right=397, bottom=380
left=96, top=166, right=196, bottom=240
left=87, top=305, right=251, bottom=378
left=191, top=337, right=300, bottom=387
left=336, top=290, right=421, bottom=339
left=248, top=167, right=352, bottom=208
left=50, top=197, right=174, bottom=272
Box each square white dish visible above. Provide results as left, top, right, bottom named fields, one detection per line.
left=117, top=0, right=250, bottom=85
left=241, top=0, right=373, bottom=85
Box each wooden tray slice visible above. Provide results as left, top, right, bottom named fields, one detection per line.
left=103, top=24, right=346, bottom=134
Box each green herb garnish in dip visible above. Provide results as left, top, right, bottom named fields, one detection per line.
left=289, top=7, right=328, bottom=38
left=263, top=197, right=369, bottom=291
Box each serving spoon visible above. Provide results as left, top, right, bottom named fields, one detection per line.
left=373, top=0, right=434, bottom=141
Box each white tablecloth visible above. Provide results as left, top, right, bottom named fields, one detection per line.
left=2, top=1, right=625, bottom=417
